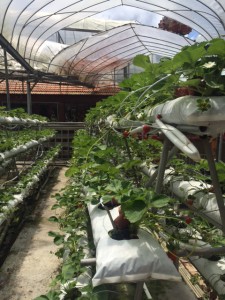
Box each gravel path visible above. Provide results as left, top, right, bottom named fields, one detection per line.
left=0, top=167, right=67, bottom=300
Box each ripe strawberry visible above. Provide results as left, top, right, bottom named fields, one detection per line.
left=185, top=216, right=192, bottom=224
left=167, top=251, right=177, bottom=262
left=151, top=135, right=160, bottom=141
left=123, top=130, right=129, bottom=138
left=143, top=125, right=151, bottom=134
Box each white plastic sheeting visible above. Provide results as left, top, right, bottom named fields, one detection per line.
left=0, top=1, right=225, bottom=85
left=147, top=96, right=225, bottom=136
left=88, top=204, right=181, bottom=287
left=48, top=24, right=194, bottom=84
left=67, top=17, right=138, bottom=32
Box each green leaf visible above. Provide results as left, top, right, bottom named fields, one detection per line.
left=122, top=200, right=147, bottom=223
left=65, top=166, right=81, bottom=177
left=53, top=235, right=64, bottom=245
left=62, top=264, right=75, bottom=280
left=105, top=179, right=123, bottom=193
left=151, top=197, right=170, bottom=208
left=133, top=54, right=150, bottom=70
left=101, top=195, right=114, bottom=202
left=48, top=231, right=58, bottom=237
left=179, top=78, right=201, bottom=87
left=51, top=204, right=61, bottom=210
left=48, top=216, right=59, bottom=223
left=34, top=291, right=60, bottom=300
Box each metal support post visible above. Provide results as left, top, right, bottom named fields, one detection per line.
left=155, top=137, right=172, bottom=194
left=134, top=282, right=144, bottom=300
left=146, top=145, right=179, bottom=188
left=27, top=81, right=32, bottom=114
left=218, top=133, right=223, bottom=162
left=202, top=137, right=225, bottom=234
left=4, top=49, right=11, bottom=110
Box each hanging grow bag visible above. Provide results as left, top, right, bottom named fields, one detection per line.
left=88, top=204, right=181, bottom=287
left=147, top=96, right=225, bottom=136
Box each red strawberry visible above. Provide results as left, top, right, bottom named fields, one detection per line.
left=185, top=216, right=192, bottom=224
left=167, top=251, right=177, bottom=262
left=143, top=125, right=151, bottom=134
left=123, top=130, right=129, bottom=138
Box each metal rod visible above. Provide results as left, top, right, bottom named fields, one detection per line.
left=0, top=33, right=34, bottom=73
left=177, top=246, right=225, bottom=258
left=202, top=137, right=225, bottom=234
left=134, top=282, right=144, bottom=300
left=26, top=81, right=32, bottom=114
left=4, top=49, right=10, bottom=110
left=124, top=137, right=140, bottom=186
left=218, top=133, right=223, bottom=162
left=155, top=137, right=171, bottom=194
left=145, top=145, right=179, bottom=188
left=80, top=258, right=96, bottom=266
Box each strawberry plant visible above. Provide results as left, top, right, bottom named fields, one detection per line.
left=40, top=37, right=225, bottom=299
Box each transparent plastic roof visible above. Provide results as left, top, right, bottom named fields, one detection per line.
left=0, top=0, right=225, bottom=86
left=48, top=24, right=194, bottom=86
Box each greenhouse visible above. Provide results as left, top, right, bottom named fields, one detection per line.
left=1, top=1, right=225, bottom=299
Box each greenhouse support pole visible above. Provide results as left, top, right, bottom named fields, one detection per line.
left=146, top=145, right=179, bottom=188
left=218, top=133, right=223, bottom=161
left=4, top=49, right=11, bottom=110
left=155, top=137, right=171, bottom=194
left=134, top=282, right=144, bottom=300
left=202, top=137, right=225, bottom=234
left=26, top=81, right=32, bottom=114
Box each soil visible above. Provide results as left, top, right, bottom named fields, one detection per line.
left=0, top=166, right=68, bottom=300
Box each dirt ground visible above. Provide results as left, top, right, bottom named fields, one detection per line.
left=0, top=167, right=68, bottom=300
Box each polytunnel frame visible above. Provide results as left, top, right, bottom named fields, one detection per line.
left=0, top=1, right=225, bottom=85
left=47, top=24, right=194, bottom=86
left=3, top=0, right=224, bottom=61
left=1, top=2, right=225, bottom=298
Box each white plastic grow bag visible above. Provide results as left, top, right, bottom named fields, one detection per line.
left=190, top=256, right=225, bottom=296
left=88, top=204, right=181, bottom=287
left=144, top=164, right=224, bottom=227
left=147, top=95, right=225, bottom=136
left=163, top=169, right=224, bottom=226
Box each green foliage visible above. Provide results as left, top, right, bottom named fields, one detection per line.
left=0, top=128, right=55, bottom=153
left=0, top=145, right=60, bottom=213
left=0, top=106, right=48, bottom=121
left=42, top=38, right=225, bottom=299
left=34, top=291, right=60, bottom=300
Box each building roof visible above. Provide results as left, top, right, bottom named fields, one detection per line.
left=0, top=81, right=120, bottom=96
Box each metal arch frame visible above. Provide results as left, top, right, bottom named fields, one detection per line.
left=13, top=0, right=225, bottom=64
left=0, top=0, right=13, bottom=34
left=0, top=0, right=225, bottom=88
left=59, top=25, right=134, bottom=75
left=0, top=34, right=34, bottom=74
left=2, top=1, right=225, bottom=57
left=26, top=1, right=117, bottom=63
left=48, top=24, right=192, bottom=78
left=10, top=0, right=36, bottom=45
left=0, top=34, right=94, bottom=87
left=66, top=30, right=191, bottom=78
left=76, top=45, right=148, bottom=77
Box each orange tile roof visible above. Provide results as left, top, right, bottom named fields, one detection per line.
left=0, top=81, right=120, bottom=95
